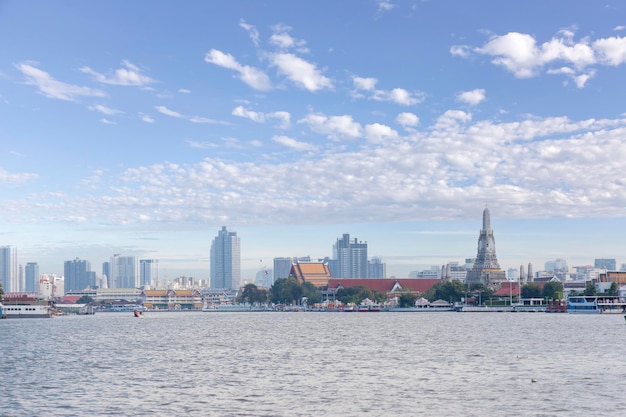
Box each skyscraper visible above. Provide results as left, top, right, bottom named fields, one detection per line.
left=64, top=258, right=95, bottom=292
left=210, top=226, right=241, bottom=290
left=110, top=255, right=137, bottom=288
left=273, top=257, right=296, bottom=282
left=102, top=261, right=110, bottom=288
left=594, top=258, right=616, bottom=271
left=25, top=262, right=39, bottom=293
left=367, top=257, right=386, bottom=279
left=0, top=246, right=18, bottom=293
left=330, top=233, right=368, bottom=278
left=465, top=207, right=507, bottom=288
left=139, top=259, right=157, bottom=287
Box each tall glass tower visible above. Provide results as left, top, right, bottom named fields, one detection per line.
left=25, top=262, right=39, bottom=293
left=331, top=234, right=368, bottom=278
left=0, top=246, right=18, bottom=293
left=210, top=226, right=241, bottom=290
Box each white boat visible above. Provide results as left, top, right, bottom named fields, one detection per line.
left=202, top=304, right=252, bottom=312
left=1, top=303, right=54, bottom=318
left=567, top=296, right=626, bottom=314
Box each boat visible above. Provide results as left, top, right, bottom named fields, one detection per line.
left=1, top=302, right=54, bottom=318
left=202, top=304, right=252, bottom=312
left=342, top=303, right=356, bottom=312
left=357, top=304, right=370, bottom=312
left=567, top=296, right=626, bottom=314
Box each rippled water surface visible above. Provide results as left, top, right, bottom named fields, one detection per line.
left=1, top=311, right=625, bottom=416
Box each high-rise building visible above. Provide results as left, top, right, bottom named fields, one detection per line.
left=0, top=245, right=19, bottom=292
left=273, top=257, right=296, bottom=282
left=465, top=207, right=507, bottom=288
left=545, top=258, right=568, bottom=272
left=110, top=255, right=137, bottom=288
left=367, top=257, right=386, bottom=279
left=64, top=258, right=95, bottom=292
left=330, top=233, right=368, bottom=278
left=139, top=259, right=157, bottom=287
left=594, top=258, right=616, bottom=271
left=102, top=261, right=110, bottom=288
left=210, top=226, right=241, bottom=290
left=25, top=262, right=39, bottom=293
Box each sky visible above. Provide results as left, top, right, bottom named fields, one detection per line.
left=2, top=0, right=626, bottom=281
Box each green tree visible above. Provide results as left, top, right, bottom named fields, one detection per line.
left=607, top=282, right=619, bottom=296
left=398, top=292, right=417, bottom=307
left=542, top=281, right=563, bottom=300
left=270, top=278, right=304, bottom=304
left=425, top=281, right=466, bottom=303
left=335, top=286, right=384, bottom=305
left=468, top=283, right=494, bottom=304
left=584, top=283, right=597, bottom=296
left=77, top=295, right=94, bottom=304
left=238, top=283, right=258, bottom=304
left=301, top=282, right=321, bottom=305
left=521, top=284, right=542, bottom=298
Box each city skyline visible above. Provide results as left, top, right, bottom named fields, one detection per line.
left=3, top=1, right=626, bottom=281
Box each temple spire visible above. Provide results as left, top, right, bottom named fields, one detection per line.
left=482, top=205, right=491, bottom=231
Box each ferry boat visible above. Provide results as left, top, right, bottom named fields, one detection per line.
left=202, top=304, right=252, bottom=312
left=567, top=296, right=626, bottom=314
left=1, top=303, right=54, bottom=318
left=0, top=294, right=55, bottom=318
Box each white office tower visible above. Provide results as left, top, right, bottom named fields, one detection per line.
left=110, top=255, right=138, bottom=288
left=0, top=245, right=19, bottom=292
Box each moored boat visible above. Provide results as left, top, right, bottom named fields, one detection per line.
left=0, top=294, right=55, bottom=318
left=567, top=296, right=626, bottom=314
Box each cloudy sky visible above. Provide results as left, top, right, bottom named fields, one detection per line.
left=2, top=0, right=626, bottom=281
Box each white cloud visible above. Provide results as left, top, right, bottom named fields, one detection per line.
left=462, top=31, right=626, bottom=88
left=269, top=24, right=308, bottom=52
left=457, top=89, right=486, bottom=105
left=239, top=19, right=260, bottom=46
left=272, top=135, right=315, bottom=151
left=99, top=118, right=116, bottom=125
left=232, top=105, right=265, bottom=122
left=450, top=45, right=471, bottom=57
left=614, top=25, right=626, bottom=32
left=298, top=113, right=362, bottom=140
left=353, top=76, right=424, bottom=105
left=17, top=63, right=106, bottom=101
left=364, top=123, right=399, bottom=143
left=155, top=105, right=224, bottom=125
left=88, top=104, right=122, bottom=115
left=377, top=0, right=395, bottom=11
left=271, top=53, right=333, bottom=91
left=140, top=114, right=155, bottom=123
left=593, top=36, right=626, bottom=66
left=232, top=106, right=291, bottom=128
left=205, top=49, right=272, bottom=91
left=80, top=60, right=155, bottom=86
left=186, top=140, right=217, bottom=149
left=396, top=112, right=420, bottom=127
left=178, top=88, right=191, bottom=94
left=353, top=76, right=378, bottom=91
left=0, top=167, right=38, bottom=185
left=15, top=111, right=626, bottom=228
left=155, top=105, right=184, bottom=118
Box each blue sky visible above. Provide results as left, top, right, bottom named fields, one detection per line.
left=2, top=0, right=626, bottom=281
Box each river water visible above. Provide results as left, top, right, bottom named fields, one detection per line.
left=1, top=311, right=625, bottom=416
